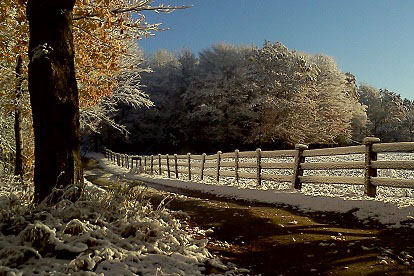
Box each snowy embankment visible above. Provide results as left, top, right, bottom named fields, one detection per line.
left=90, top=152, right=414, bottom=229
left=0, top=174, right=245, bottom=275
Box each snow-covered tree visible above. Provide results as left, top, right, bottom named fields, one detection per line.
left=245, top=41, right=319, bottom=145
left=359, top=84, right=406, bottom=142
left=246, top=42, right=365, bottom=146
left=80, top=42, right=152, bottom=135
left=183, top=43, right=254, bottom=150
left=309, top=54, right=366, bottom=144
left=1, top=0, right=188, bottom=200
left=401, top=99, right=414, bottom=141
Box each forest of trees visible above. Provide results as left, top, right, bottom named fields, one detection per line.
left=101, top=42, right=414, bottom=154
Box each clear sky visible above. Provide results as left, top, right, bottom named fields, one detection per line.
left=139, top=0, right=414, bottom=100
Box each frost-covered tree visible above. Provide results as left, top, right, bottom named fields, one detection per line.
left=118, top=41, right=369, bottom=152
left=401, top=99, right=414, bottom=141
left=80, top=42, right=152, bottom=135
left=309, top=55, right=366, bottom=144
left=110, top=49, right=182, bottom=153
left=245, top=41, right=319, bottom=145
left=1, top=0, right=187, bottom=200
left=246, top=42, right=365, bottom=146
left=183, top=43, right=254, bottom=150
left=359, top=84, right=406, bottom=142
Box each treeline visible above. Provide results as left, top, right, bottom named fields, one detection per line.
left=101, top=42, right=413, bottom=154
left=359, top=85, right=414, bottom=142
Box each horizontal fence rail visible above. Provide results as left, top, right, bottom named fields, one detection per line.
left=103, top=137, right=414, bottom=197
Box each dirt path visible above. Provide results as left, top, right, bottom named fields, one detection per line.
left=84, top=158, right=414, bottom=275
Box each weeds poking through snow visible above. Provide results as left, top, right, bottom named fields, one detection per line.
left=0, top=178, right=243, bottom=275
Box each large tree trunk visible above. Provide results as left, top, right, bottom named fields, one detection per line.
left=14, top=55, right=24, bottom=178
left=27, top=0, right=83, bottom=202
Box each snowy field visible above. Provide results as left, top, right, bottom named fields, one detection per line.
left=93, top=152, right=414, bottom=229
left=0, top=173, right=247, bottom=275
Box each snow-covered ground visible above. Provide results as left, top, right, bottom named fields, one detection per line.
left=0, top=173, right=247, bottom=275
left=92, top=152, right=414, bottom=229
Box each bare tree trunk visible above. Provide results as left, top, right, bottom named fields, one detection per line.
left=14, top=55, right=24, bottom=178
left=27, top=0, right=83, bottom=202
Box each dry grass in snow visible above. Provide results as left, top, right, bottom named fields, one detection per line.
left=0, top=176, right=246, bottom=275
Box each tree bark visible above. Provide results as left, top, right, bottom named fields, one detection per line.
left=27, top=0, right=83, bottom=202
left=14, top=55, right=24, bottom=178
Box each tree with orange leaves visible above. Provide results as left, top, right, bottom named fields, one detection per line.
left=1, top=0, right=188, bottom=200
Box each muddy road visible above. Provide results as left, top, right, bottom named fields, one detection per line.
left=84, top=158, right=414, bottom=275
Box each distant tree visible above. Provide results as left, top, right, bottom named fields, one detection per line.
left=401, top=99, right=414, bottom=141
left=183, top=43, right=254, bottom=150
left=246, top=42, right=365, bottom=146
left=245, top=41, right=319, bottom=145
left=359, top=84, right=406, bottom=142
left=0, top=1, right=32, bottom=177
left=309, top=55, right=366, bottom=144
left=14, top=55, right=24, bottom=177
left=129, top=49, right=182, bottom=152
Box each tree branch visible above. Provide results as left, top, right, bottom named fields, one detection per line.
left=73, top=4, right=191, bottom=21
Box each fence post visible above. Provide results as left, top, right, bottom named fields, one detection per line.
left=117, top=154, right=120, bottom=166
left=126, top=155, right=129, bottom=169
left=166, top=154, right=171, bottom=178
left=174, top=154, right=179, bottom=178
left=121, top=154, right=125, bottom=167
left=201, top=153, right=206, bottom=180
left=158, top=154, right=162, bottom=175
left=216, top=151, right=222, bottom=182
left=150, top=155, right=154, bottom=175
left=235, top=149, right=239, bottom=184
left=187, top=153, right=192, bottom=180
left=256, top=148, right=262, bottom=186
left=364, top=137, right=380, bottom=197
left=131, top=157, right=134, bottom=169
left=144, top=156, right=147, bottom=173
left=293, top=144, right=308, bottom=190
left=139, top=157, right=142, bottom=173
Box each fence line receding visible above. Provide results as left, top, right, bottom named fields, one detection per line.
left=103, top=137, right=414, bottom=197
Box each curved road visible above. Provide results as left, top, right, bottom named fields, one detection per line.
left=84, top=158, right=414, bottom=275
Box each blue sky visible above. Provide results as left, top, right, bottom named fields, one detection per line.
left=139, top=1, right=414, bottom=100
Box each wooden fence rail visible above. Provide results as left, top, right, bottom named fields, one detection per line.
left=103, top=137, right=414, bottom=197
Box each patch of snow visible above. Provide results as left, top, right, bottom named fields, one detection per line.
left=31, top=43, right=53, bottom=62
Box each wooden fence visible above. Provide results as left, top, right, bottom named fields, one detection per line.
left=103, top=137, right=414, bottom=197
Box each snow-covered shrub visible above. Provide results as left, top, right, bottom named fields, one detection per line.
left=0, top=178, right=237, bottom=275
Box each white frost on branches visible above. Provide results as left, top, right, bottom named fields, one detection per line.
left=80, top=43, right=153, bottom=134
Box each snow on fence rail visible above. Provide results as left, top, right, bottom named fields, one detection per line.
left=103, top=137, right=414, bottom=197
